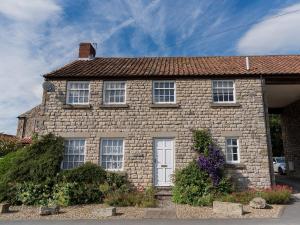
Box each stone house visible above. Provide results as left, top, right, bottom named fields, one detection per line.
left=17, top=43, right=300, bottom=189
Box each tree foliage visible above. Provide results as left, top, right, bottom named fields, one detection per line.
left=192, top=130, right=212, bottom=155
left=269, top=114, right=284, bottom=157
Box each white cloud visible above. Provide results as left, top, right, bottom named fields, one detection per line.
left=0, top=0, right=60, bottom=22
left=237, top=3, right=300, bottom=55
left=0, top=0, right=135, bottom=134
left=0, top=0, right=219, bottom=134
left=0, top=0, right=63, bottom=134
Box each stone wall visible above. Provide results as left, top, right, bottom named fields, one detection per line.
left=41, top=78, right=272, bottom=189
left=281, top=100, right=300, bottom=175
left=17, top=105, right=44, bottom=138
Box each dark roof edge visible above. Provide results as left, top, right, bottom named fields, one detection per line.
left=17, top=104, right=42, bottom=118
left=44, top=73, right=300, bottom=80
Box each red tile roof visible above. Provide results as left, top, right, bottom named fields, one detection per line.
left=21, top=137, right=32, bottom=145
left=0, top=133, right=17, bottom=141
left=44, top=55, right=300, bottom=79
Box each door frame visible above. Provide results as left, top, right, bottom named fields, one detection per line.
left=152, top=138, right=176, bottom=187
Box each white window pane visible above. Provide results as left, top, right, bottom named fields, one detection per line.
left=153, top=81, right=175, bottom=103
left=232, top=139, right=237, bottom=145
left=103, top=81, right=126, bottom=104
left=225, top=138, right=239, bottom=163
left=233, top=154, right=238, bottom=161
left=212, top=80, right=234, bottom=103
left=62, top=139, right=85, bottom=170
left=227, top=154, right=233, bottom=162
left=67, top=82, right=89, bottom=104
left=232, top=147, right=238, bottom=154
left=227, top=147, right=233, bottom=154
left=100, top=139, right=124, bottom=170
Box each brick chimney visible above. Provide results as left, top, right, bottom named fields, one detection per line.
left=78, top=43, right=96, bottom=59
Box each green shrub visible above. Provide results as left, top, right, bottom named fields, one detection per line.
left=193, top=130, right=212, bottom=155
left=0, top=150, right=27, bottom=203
left=215, top=177, right=233, bottom=194
left=104, top=186, right=157, bottom=208
left=3, top=134, right=64, bottom=183
left=106, top=172, right=129, bottom=189
left=172, top=161, right=231, bottom=206
left=172, top=161, right=213, bottom=206
left=218, top=185, right=292, bottom=205
left=52, top=182, right=75, bottom=206
left=138, top=187, right=157, bottom=208
left=104, top=190, right=137, bottom=207
left=14, top=182, right=52, bottom=206
left=100, top=172, right=133, bottom=206
left=218, top=190, right=256, bottom=205
left=258, top=185, right=292, bottom=204
left=53, top=182, right=102, bottom=206
left=0, top=134, right=64, bottom=203
left=60, top=162, right=106, bottom=184
left=0, top=136, right=22, bottom=157
left=0, top=182, right=17, bottom=203
left=0, top=149, right=26, bottom=182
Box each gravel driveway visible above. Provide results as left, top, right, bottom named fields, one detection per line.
left=0, top=203, right=284, bottom=221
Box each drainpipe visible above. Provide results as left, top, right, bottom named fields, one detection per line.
left=260, top=75, right=275, bottom=186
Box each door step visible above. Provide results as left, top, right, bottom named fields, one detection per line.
left=155, top=187, right=172, bottom=198
left=155, top=187, right=174, bottom=209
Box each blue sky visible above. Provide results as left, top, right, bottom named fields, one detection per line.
left=1, top=0, right=300, bottom=134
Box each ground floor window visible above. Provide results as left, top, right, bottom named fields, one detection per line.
left=100, top=138, right=124, bottom=171
left=62, top=139, right=85, bottom=169
left=225, top=137, right=240, bottom=163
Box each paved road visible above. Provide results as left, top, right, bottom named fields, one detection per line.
left=275, top=175, right=300, bottom=193
left=1, top=176, right=299, bottom=225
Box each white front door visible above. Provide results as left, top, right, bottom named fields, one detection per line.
left=154, top=139, right=174, bottom=186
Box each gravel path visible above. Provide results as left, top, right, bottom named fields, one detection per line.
left=0, top=204, right=144, bottom=220
left=176, top=204, right=284, bottom=219
left=0, top=204, right=285, bottom=220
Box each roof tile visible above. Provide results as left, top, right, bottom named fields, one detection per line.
left=44, top=55, right=300, bottom=78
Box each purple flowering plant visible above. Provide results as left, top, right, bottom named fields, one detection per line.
left=197, top=145, right=225, bottom=186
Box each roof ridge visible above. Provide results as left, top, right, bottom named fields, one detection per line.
left=92, top=54, right=300, bottom=59
left=18, top=104, right=42, bottom=118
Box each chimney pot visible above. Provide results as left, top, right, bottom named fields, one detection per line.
left=79, top=43, right=96, bottom=59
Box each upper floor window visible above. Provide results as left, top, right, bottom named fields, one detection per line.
left=62, top=139, right=85, bottom=169
left=153, top=81, right=176, bottom=104
left=66, top=81, right=90, bottom=105
left=225, top=137, right=240, bottom=164
left=103, top=81, right=126, bottom=104
left=212, top=80, right=235, bottom=103
left=100, top=138, right=124, bottom=171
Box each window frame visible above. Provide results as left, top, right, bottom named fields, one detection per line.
left=152, top=80, right=176, bottom=104
left=225, top=137, right=240, bottom=164
left=66, top=81, right=90, bottom=105
left=62, top=138, right=86, bottom=170
left=99, top=138, right=125, bottom=171
left=103, top=81, right=127, bottom=105
left=211, top=80, right=236, bottom=103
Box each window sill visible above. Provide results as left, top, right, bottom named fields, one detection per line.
left=62, top=104, right=92, bottom=109
left=100, top=104, right=129, bottom=108
left=225, top=163, right=246, bottom=170
left=210, top=102, right=241, bottom=108
left=150, top=103, right=180, bottom=108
